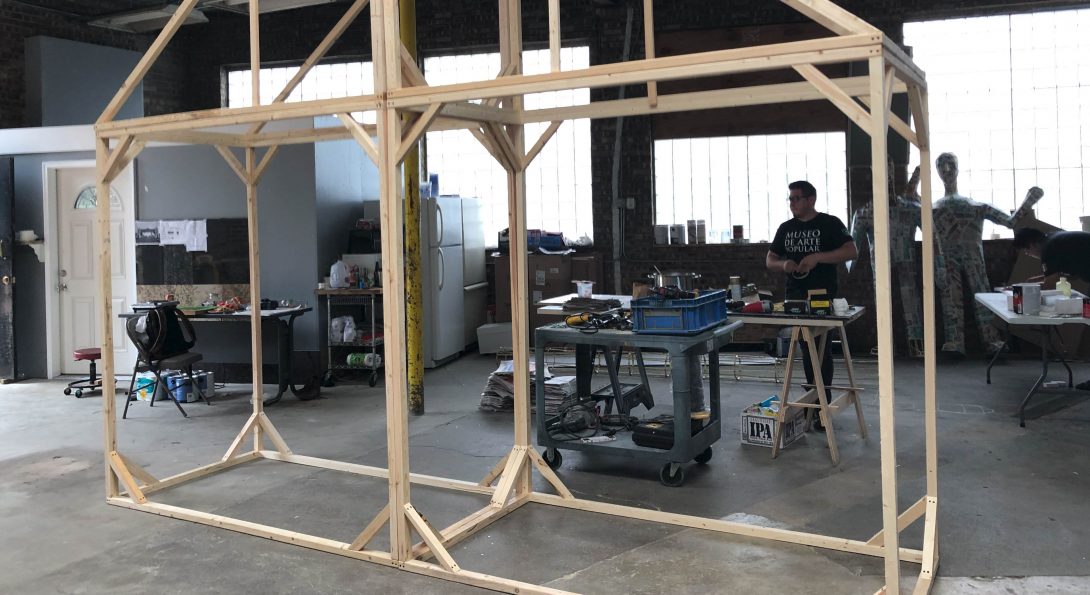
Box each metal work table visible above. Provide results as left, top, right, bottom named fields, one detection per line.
left=976, top=292, right=1087, bottom=426
left=122, top=306, right=311, bottom=406
left=729, top=306, right=868, bottom=465
left=534, top=320, right=743, bottom=486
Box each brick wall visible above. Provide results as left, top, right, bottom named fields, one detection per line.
left=0, top=2, right=187, bottom=126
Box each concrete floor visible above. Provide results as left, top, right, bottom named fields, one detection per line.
left=1, top=353, right=1088, bottom=594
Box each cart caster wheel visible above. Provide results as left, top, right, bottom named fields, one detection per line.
left=74, top=390, right=83, bottom=398
left=368, top=373, right=378, bottom=387
left=63, top=387, right=72, bottom=396
left=321, top=372, right=335, bottom=388
left=659, top=463, right=685, bottom=487
left=542, top=448, right=562, bottom=470
left=694, top=447, right=713, bottom=464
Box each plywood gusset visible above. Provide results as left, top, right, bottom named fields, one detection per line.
left=94, top=1, right=939, bottom=593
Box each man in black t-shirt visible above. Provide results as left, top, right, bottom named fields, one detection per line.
left=767, top=180, right=858, bottom=391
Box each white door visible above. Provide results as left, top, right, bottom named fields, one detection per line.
left=55, top=166, right=137, bottom=374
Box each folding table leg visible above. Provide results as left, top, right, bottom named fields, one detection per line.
left=122, top=370, right=137, bottom=419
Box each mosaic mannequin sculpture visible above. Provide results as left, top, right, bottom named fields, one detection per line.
left=850, top=165, right=924, bottom=356
left=933, top=152, right=1043, bottom=354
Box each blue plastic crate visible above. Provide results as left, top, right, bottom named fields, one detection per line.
left=631, top=290, right=728, bottom=335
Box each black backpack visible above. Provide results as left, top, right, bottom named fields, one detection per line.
left=139, top=303, right=197, bottom=360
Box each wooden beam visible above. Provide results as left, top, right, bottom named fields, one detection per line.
left=400, top=43, right=427, bottom=87
left=97, top=0, right=201, bottom=123
left=548, top=0, right=560, bottom=72
left=385, top=34, right=882, bottom=109
left=868, top=54, right=902, bottom=594
left=794, top=64, right=872, bottom=131
left=526, top=448, right=573, bottom=500
left=142, top=453, right=260, bottom=496
left=253, top=145, right=281, bottom=185
left=249, top=0, right=371, bottom=135
left=105, top=139, right=146, bottom=185
left=522, top=121, right=562, bottom=170
left=482, top=123, right=520, bottom=172
left=478, top=451, right=511, bottom=487
left=339, top=113, right=380, bottom=165
left=102, top=136, right=134, bottom=183
left=866, top=496, right=928, bottom=546
left=134, top=129, right=245, bottom=146
left=470, top=127, right=510, bottom=168
left=858, top=95, right=919, bottom=148
left=882, top=37, right=928, bottom=91
left=397, top=103, right=442, bottom=163
left=247, top=126, right=357, bottom=147
left=412, top=496, right=529, bottom=562
left=215, top=146, right=248, bottom=184
left=405, top=504, right=460, bottom=572
left=921, top=497, right=939, bottom=580
left=109, top=451, right=147, bottom=504
left=531, top=493, right=924, bottom=563
left=254, top=413, right=291, bottom=455
left=99, top=94, right=382, bottom=138
left=108, top=498, right=572, bottom=594
left=117, top=451, right=159, bottom=486
left=259, top=451, right=496, bottom=495
left=96, top=137, right=119, bottom=499
left=643, top=0, right=657, bottom=107
left=249, top=0, right=261, bottom=108
left=347, top=503, right=390, bottom=551
left=488, top=447, right=527, bottom=508
left=779, top=0, right=879, bottom=36
left=520, top=76, right=905, bottom=124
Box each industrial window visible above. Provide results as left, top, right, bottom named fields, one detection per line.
left=225, top=46, right=592, bottom=247
left=424, top=47, right=592, bottom=247
left=653, top=132, right=848, bottom=244
left=905, top=9, right=1090, bottom=237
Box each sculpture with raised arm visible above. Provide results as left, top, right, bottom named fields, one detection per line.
left=933, top=152, right=1044, bottom=355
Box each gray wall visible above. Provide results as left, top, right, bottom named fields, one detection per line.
left=24, top=37, right=142, bottom=127
left=314, top=116, right=380, bottom=273
left=11, top=151, right=89, bottom=379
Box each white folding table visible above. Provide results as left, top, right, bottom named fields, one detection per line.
left=975, top=292, right=1087, bottom=426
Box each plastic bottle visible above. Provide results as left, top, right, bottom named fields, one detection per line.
left=1057, top=276, right=1071, bottom=298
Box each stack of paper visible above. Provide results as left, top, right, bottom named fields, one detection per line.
left=542, top=376, right=578, bottom=417
left=479, top=360, right=551, bottom=412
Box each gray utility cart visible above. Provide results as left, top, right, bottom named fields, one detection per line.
left=534, top=320, right=743, bottom=486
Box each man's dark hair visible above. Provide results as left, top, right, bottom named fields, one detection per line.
left=1012, top=227, right=1047, bottom=250
left=788, top=180, right=817, bottom=198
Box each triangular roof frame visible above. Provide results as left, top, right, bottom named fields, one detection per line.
left=94, top=2, right=939, bottom=594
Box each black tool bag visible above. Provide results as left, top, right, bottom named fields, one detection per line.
left=141, top=303, right=197, bottom=360
left=632, top=415, right=703, bottom=450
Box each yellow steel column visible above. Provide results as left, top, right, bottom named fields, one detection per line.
left=401, top=0, right=425, bottom=415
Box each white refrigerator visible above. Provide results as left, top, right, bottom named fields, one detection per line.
left=421, top=195, right=464, bottom=367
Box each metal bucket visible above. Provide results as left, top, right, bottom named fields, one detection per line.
left=646, top=270, right=702, bottom=290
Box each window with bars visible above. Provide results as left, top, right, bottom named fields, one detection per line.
left=905, top=9, right=1090, bottom=237
left=225, top=46, right=592, bottom=247
left=653, top=132, right=848, bottom=244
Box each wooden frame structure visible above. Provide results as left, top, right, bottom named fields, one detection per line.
left=94, top=1, right=939, bottom=593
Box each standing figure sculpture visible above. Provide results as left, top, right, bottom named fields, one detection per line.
left=850, top=165, right=924, bottom=357
left=933, top=152, right=1044, bottom=355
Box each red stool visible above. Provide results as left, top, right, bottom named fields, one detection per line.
left=65, top=348, right=102, bottom=398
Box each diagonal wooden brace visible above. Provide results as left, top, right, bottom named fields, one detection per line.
left=489, top=446, right=528, bottom=507
left=222, top=412, right=260, bottom=461
left=404, top=504, right=460, bottom=573
left=257, top=413, right=292, bottom=455
left=527, top=448, right=574, bottom=500
left=347, top=503, right=390, bottom=551
left=109, top=450, right=147, bottom=504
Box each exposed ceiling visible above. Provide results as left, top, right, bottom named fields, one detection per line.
left=12, top=0, right=350, bottom=31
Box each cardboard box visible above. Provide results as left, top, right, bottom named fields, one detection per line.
left=493, top=253, right=572, bottom=324
left=570, top=254, right=604, bottom=288
left=741, top=400, right=805, bottom=448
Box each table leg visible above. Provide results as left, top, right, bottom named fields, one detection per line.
left=264, top=313, right=304, bottom=406
left=803, top=326, right=840, bottom=465
left=575, top=344, right=594, bottom=402
left=986, top=327, right=1009, bottom=385
left=634, top=349, right=655, bottom=410
left=771, top=326, right=800, bottom=460
left=838, top=322, right=868, bottom=439
left=1049, top=326, right=1074, bottom=387
left=1019, top=326, right=1051, bottom=427
left=602, top=347, right=628, bottom=416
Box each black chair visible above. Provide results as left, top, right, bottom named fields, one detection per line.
left=122, top=306, right=210, bottom=419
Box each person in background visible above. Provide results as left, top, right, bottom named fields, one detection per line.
left=767, top=180, right=858, bottom=392
left=1012, top=228, right=1090, bottom=285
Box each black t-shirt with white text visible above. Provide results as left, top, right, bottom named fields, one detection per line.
left=770, top=212, right=853, bottom=299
